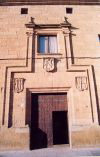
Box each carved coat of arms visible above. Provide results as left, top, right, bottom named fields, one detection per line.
left=43, top=58, right=55, bottom=72
left=13, top=78, right=25, bottom=93
left=75, top=76, right=88, bottom=91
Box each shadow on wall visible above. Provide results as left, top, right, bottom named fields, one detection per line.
left=64, top=24, right=79, bottom=68
left=8, top=73, right=14, bottom=128
left=92, top=65, right=100, bottom=125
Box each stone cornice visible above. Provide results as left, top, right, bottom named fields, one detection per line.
left=0, top=0, right=100, bottom=6
left=25, top=17, right=71, bottom=29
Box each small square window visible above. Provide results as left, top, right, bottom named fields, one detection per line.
left=21, top=8, right=28, bottom=14
left=38, top=35, right=58, bottom=54
left=98, top=34, right=100, bottom=42
left=66, top=8, right=73, bottom=14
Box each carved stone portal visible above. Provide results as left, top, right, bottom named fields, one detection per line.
left=43, top=57, right=55, bottom=72
left=13, top=78, right=25, bottom=93
left=75, top=76, right=88, bottom=91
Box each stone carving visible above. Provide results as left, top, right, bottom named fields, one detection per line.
left=13, top=78, right=25, bottom=93
left=30, top=17, right=35, bottom=24
left=75, top=76, right=88, bottom=91
left=26, top=32, right=33, bottom=37
left=43, top=57, right=55, bottom=72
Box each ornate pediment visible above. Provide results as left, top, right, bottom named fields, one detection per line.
left=25, top=17, right=71, bottom=29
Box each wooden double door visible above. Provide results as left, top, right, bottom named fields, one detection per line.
left=30, top=93, right=69, bottom=150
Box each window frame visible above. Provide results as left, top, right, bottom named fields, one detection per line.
left=38, top=34, right=58, bottom=54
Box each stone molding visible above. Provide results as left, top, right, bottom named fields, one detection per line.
left=0, top=0, right=100, bottom=6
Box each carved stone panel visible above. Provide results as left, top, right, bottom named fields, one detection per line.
left=43, top=57, right=55, bottom=72
left=75, top=76, right=88, bottom=91
left=13, top=78, right=25, bottom=93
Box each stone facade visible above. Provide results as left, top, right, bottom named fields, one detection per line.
left=0, top=3, right=100, bottom=150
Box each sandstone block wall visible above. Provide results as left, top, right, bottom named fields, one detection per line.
left=0, top=4, right=100, bottom=149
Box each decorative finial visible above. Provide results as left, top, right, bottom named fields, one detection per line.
left=30, top=17, right=35, bottom=24
left=64, top=17, right=68, bottom=23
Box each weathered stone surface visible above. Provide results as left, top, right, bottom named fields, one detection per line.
left=0, top=127, right=29, bottom=150
left=0, top=3, right=100, bottom=150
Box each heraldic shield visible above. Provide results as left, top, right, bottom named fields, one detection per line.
left=43, top=57, right=55, bottom=72
left=75, top=76, right=88, bottom=91
left=13, top=78, right=25, bottom=93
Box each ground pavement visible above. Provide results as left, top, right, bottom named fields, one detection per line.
left=0, top=146, right=100, bottom=157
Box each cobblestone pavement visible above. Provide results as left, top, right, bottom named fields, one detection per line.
left=0, top=146, right=100, bottom=157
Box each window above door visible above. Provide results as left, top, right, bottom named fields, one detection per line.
left=38, top=35, right=58, bottom=54
left=25, top=17, right=71, bottom=58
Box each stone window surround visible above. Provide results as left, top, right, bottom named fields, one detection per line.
left=25, top=17, right=71, bottom=59
left=35, top=30, right=62, bottom=58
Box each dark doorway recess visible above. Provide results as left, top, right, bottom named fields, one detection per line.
left=52, top=111, right=69, bottom=145
left=30, top=93, right=69, bottom=150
